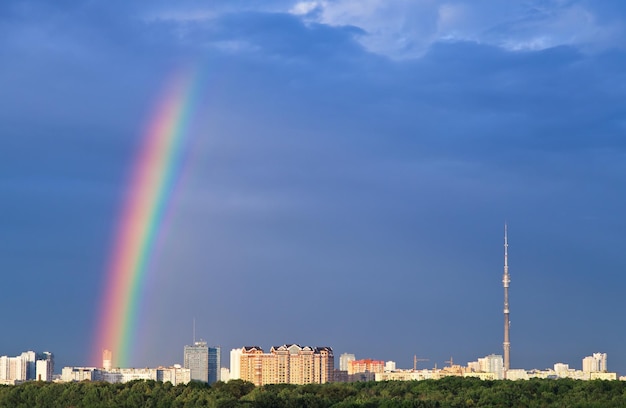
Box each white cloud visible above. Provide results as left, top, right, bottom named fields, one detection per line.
left=287, top=0, right=625, bottom=58
left=491, top=3, right=622, bottom=52
left=290, top=1, right=322, bottom=15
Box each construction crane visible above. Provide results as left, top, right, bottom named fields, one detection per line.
left=413, top=354, right=429, bottom=371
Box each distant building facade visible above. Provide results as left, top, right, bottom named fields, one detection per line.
left=183, top=341, right=221, bottom=384
left=184, top=341, right=209, bottom=383
left=21, top=351, right=36, bottom=380
left=466, top=354, right=504, bottom=380
left=208, top=347, right=221, bottom=384
left=61, top=367, right=98, bottom=382
left=102, top=349, right=112, bottom=371
left=347, top=359, right=385, bottom=375
left=0, top=350, right=54, bottom=384
left=238, top=344, right=334, bottom=386
left=61, top=366, right=190, bottom=385
left=339, top=353, right=355, bottom=371
left=479, top=354, right=504, bottom=380
left=582, top=353, right=607, bottom=373
left=157, top=365, right=191, bottom=385
left=36, top=352, right=54, bottom=381
left=220, top=367, right=230, bottom=382
left=229, top=348, right=242, bottom=380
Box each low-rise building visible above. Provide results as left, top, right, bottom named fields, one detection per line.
left=61, top=366, right=190, bottom=385
left=61, top=367, right=98, bottom=382
left=376, top=370, right=432, bottom=381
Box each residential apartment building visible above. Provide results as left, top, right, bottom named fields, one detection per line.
left=229, top=348, right=242, bottom=380
left=0, top=351, right=54, bottom=384
left=61, top=366, right=190, bottom=385
left=582, top=353, right=608, bottom=373
left=238, top=344, right=333, bottom=386
left=347, top=359, right=385, bottom=375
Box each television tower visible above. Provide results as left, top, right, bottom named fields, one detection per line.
left=503, top=224, right=511, bottom=373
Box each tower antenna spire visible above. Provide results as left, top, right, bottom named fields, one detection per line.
left=193, top=318, right=196, bottom=344
left=503, top=223, right=511, bottom=375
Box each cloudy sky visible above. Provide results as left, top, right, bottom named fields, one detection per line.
left=2, top=0, right=626, bottom=374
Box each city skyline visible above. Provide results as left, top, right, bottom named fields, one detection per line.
left=2, top=0, right=626, bottom=374
left=1, top=345, right=618, bottom=384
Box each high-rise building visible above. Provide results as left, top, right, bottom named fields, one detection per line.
left=478, top=354, right=504, bottom=380
left=10, top=355, right=27, bottom=381
left=582, top=356, right=595, bottom=373
left=238, top=344, right=334, bottom=386
left=208, top=346, right=221, bottom=384
left=36, top=361, right=50, bottom=381
left=239, top=346, right=264, bottom=386
left=102, top=349, right=112, bottom=371
left=230, top=348, right=243, bottom=380
left=36, top=352, right=54, bottom=381
left=582, top=353, right=607, bottom=373
left=21, top=351, right=36, bottom=380
left=0, top=356, right=7, bottom=382
left=594, top=353, right=608, bottom=372
left=0, top=351, right=54, bottom=384
left=184, top=341, right=209, bottom=383
left=339, top=353, right=355, bottom=371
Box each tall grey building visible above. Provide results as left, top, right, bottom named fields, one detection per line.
left=184, top=341, right=209, bottom=383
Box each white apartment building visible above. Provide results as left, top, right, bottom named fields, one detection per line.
left=61, top=367, right=98, bottom=382
left=583, top=353, right=608, bottom=373
left=376, top=370, right=432, bottom=381
left=384, top=361, right=396, bottom=372
left=0, top=351, right=54, bottom=384
left=229, top=348, right=242, bottom=380
left=12, top=355, right=27, bottom=381
left=62, top=366, right=191, bottom=385
left=339, top=353, right=355, bottom=372
left=220, top=367, right=230, bottom=382
left=158, top=365, right=191, bottom=385
left=36, top=360, right=52, bottom=381
left=466, top=354, right=504, bottom=380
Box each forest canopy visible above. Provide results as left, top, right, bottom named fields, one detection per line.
left=1, top=377, right=625, bottom=407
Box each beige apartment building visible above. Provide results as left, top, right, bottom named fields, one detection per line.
left=239, top=344, right=333, bottom=386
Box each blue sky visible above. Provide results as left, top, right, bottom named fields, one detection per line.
left=2, top=0, right=626, bottom=374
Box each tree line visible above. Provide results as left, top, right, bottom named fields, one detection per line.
left=1, top=377, right=625, bottom=407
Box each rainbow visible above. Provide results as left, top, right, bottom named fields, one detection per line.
left=93, top=68, right=201, bottom=368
